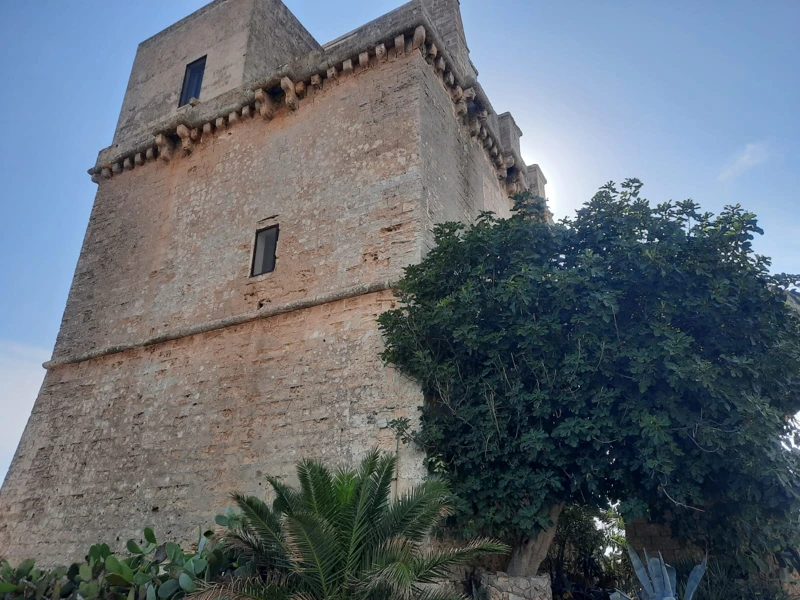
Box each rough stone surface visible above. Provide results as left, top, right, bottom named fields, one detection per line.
left=112, top=0, right=320, bottom=148
left=53, top=52, right=508, bottom=365
left=1, top=291, right=423, bottom=564
left=0, top=0, right=542, bottom=566
left=477, top=573, right=552, bottom=600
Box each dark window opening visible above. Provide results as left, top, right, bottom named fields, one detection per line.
left=179, top=56, right=206, bottom=107
left=251, top=225, right=279, bottom=276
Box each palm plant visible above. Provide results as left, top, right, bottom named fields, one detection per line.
left=196, top=450, right=508, bottom=600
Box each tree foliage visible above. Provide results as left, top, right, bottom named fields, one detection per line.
left=378, top=180, right=800, bottom=565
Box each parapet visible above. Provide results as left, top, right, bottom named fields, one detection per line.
left=111, top=0, right=320, bottom=149
left=93, top=0, right=547, bottom=203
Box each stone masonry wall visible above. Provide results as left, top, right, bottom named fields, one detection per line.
left=112, top=0, right=321, bottom=148
left=0, top=291, right=423, bottom=565
left=418, top=46, right=511, bottom=252
left=55, top=54, right=429, bottom=363
left=113, top=0, right=253, bottom=147
left=1, top=48, right=515, bottom=565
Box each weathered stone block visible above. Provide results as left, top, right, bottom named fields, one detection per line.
left=478, top=572, right=552, bottom=600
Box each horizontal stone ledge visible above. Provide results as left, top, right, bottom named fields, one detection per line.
left=44, top=279, right=395, bottom=369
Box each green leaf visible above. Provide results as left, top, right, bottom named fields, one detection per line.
left=126, top=540, right=143, bottom=555
left=178, top=573, right=196, bottom=593
left=15, top=559, right=35, bottom=578
left=143, top=528, right=157, bottom=545
left=134, top=572, right=152, bottom=587
left=191, top=558, right=207, bottom=575
left=87, top=546, right=102, bottom=566
left=157, top=579, right=180, bottom=599
left=165, top=543, right=183, bottom=565
left=141, top=543, right=157, bottom=555
left=146, top=584, right=157, bottom=600
left=105, top=555, right=122, bottom=573
left=106, top=574, right=132, bottom=587
left=0, top=582, right=19, bottom=593
left=78, top=563, right=93, bottom=582
left=214, top=515, right=229, bottom=527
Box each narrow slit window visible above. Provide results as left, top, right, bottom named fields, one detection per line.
left=179, top=56, right=206, bottom=107
left=251, top=225, right=279, bottom=276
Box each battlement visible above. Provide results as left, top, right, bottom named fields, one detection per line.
left=94, top=0, right=542, bottom=201
left=111, top=0, right=320, bottom=147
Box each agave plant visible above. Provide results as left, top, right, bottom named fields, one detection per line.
left=199, top=450, right=508, bottom=600
left=611, top=546, right=707, bottom=600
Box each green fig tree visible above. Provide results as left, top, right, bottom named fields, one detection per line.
left=379, top=180, right=800, bottom=576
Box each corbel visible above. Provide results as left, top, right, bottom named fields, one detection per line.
left=155, top=133, right=174, bottom=161
left=255, top=89, right=276, bottom=120
left=176, top=124, right=194, bottom=154
left=393, top=34, right=405, bottom=58
left=281, top=77, right=298, bottom=111
left=412, top=26, right=426, bottom=51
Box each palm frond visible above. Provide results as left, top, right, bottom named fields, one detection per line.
left=224, top=528, right=286, bottom=567
left=356, top=538, right=417, bottom=597
left=190, top=577, right=294, bottom=600
left=408, top=538, right=510, bottom=583
left=413, top=586, right=470, bottom=600
left=227, top=493, right=290, bottom=567
left=341, top=452, right=388, bottom=577
left=267, top=476, right=301, bottom=517
left=282, top=510, right=344, bottom=598
left=367, top=452, right=396, bottom=519
left=295, top=459, right=339, bottom=523
left=332, top=469, right=358, bottom=507
left=375, top=479, right=452, bottom=544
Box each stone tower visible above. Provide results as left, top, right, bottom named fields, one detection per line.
left=0, top=0, right=546, bottom=564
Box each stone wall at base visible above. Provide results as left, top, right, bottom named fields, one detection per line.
left=0, top=291, right=424, bottom=565
left=477, top=573, right=552, bottom=600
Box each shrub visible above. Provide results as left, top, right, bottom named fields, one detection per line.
left=0, top=528, right=233, bottom=600
left=205, top=449, right=508, bottom=600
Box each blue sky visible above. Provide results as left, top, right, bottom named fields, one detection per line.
left=0, top=0, right=798, bottom=478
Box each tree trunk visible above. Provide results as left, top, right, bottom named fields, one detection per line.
left=506, top=503, right=564, bottom=577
